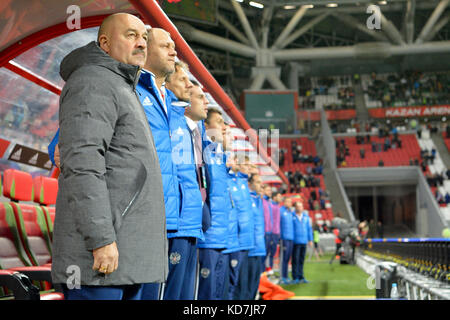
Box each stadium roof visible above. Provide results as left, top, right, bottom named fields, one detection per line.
left=0, top=0, right=287, bottom=184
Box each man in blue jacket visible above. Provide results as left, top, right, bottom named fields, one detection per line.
left=197, top=108, right=230, bottom=300
left=245, top=173, right=266, bottom=299
left=135, top=28, right=182, bottom=300
left=292, top=201, right=313, bottom=284
left=220, top=125, right=241, bottom=300
left=229, top=155, right=255, bottom=300
left=164, top=71, right=207, bottom=300
left=280, top=197, right=295, bottom=284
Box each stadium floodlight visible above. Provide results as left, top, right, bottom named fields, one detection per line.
left=234, top=0, right=244, bottom=2
left=304, top=4, right=314, bottom=8
left=249, top=1, right=264, bottom=9
left=326, top=3, right=338, bottom=7
left=379, top=1, right=387, bottom=4
left=284, top=5, right=296, bottom=9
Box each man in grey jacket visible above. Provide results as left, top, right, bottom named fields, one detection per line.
left=52, top=13, right=167, bottom=300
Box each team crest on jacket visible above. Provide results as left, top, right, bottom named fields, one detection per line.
left=231, top=259, right=238, bottom=268
left=200, top=268, right=210, bottom=278
left=169, top=252, right=181, bottom=265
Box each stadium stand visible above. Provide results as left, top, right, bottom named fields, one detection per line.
left=279, top=137, right=333, bottom=227
left=417, top=131, right=450, bottom=222
left=298, top=76, right=355, bottom=110
left=362, top=71, right=450, bottom=109
left=336, top=133, right=421, bottom=168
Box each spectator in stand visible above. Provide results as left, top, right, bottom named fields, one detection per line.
left=360, top=148, right=365, bottom=159
left=372, top=141, right=377, bottom=153
left=310, top=189, right=317, bottom=201
left=383, top=137, right=390, bottom=151
left=280, top=149, right=285, bottom=167
left=445, top=192, right=450, bottom=205
left=436, top=190, right=444, bottom=204
left=378, top=159, right=384, bottom=167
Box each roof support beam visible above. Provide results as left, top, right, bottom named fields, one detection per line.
left=271, top=5, right=309, bottom=49
left=404, top=0, right=416, bottom=44
left=273, top=41, right=450, bottom=61
left=278, top=12, right=331, bottom=49
left=423, top=13, right=450, bottom=42
left=176, top=22, right=256, bottom=58
left=230, top=0, right=260, bottom=49
left=217, top=13, right=250, bottom=45
left=416, top=0, right=449, bottom=44
left=380, top=12, right=406, bottom=45
left=330, top=12, right=390, bottom=42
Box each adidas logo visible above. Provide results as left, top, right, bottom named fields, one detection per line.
left=142, top=96, right=153, bottom=106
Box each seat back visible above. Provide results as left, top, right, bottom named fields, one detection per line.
left=2, top=169, right=33, bottom=201
left=41, top=206, right=55, bottom=241
left=0, top=202, right=32, bottom=269
left=12, top=204, right=52, bottom=266
left=32, top=176, right=58, bottom=206
left=2, top=170, right=52, bottom=266
left=33, top=176, right=57, bottom=241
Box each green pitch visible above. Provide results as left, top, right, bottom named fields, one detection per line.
left=279, top=253, right=375, bottom=298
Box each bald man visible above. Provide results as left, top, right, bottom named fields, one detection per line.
left=52, top=13, right=167, bottom=300
left=134, top=27, right=182, bottom=300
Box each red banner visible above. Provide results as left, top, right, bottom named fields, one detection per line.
left=0, top=138, right=10, bottom=158
left=369, top=105, right=450, bottom=118
left=297, top=109, right=356, bottom=121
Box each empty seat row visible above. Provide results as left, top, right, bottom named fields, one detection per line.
left=0, top=169, right=62, bottom=300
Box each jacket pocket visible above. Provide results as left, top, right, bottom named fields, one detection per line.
left=179, top=183, right=185, bottom=218
left=114, top=161, right=147, bottom=231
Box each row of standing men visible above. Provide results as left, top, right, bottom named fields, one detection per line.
left=48, top=13, right=313, bottom=300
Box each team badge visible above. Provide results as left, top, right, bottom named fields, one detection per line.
left=200, top=268, right=210, bottom=278
left=231, top=259, right=238, bottom=268
left=169, top=252, right=181, bottom=265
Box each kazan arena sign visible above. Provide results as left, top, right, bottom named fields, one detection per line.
left=369, top=105, right=450, bottom=118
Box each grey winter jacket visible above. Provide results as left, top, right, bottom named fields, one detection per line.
left=51, top=41, right=167, bottom=286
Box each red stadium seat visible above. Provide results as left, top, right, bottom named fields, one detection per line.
left=2, top=170, right=52, bottom=266
left=33, top=176, right=57, bottom=241
left=0, top=173, right=60, bottom=299
left=33, top=176, right=58, bottom=206
left=0, top=202, right=32, bottom=269
left=11, top=204, right=52, bottom=266
left=2, top=169, right=33, bottom=201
